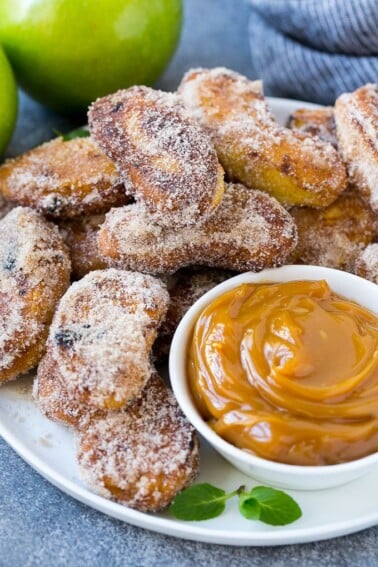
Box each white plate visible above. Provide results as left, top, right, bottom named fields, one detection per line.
left=0, top=98, right=377, bottom=546
left=1, top=375, right=377, bottom=546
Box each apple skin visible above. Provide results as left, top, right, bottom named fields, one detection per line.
left=0, top=0, right=182, bottom=114
left=0, top=46, right=18, bottom=156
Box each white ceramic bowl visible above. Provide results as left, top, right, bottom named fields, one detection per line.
left=169, top=265, right=378, bottom=490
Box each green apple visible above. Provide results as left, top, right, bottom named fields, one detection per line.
left=0, top=45, right=17, bottom=156
left=0, top=0, right=182, bottom=114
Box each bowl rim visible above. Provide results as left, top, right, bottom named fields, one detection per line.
left=169, top=264, right=378, bottom=476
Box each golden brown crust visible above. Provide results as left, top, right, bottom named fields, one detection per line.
left=287, top=107, right=337, bottom=147
left=43, top=269, right=169, bottom=410
left=179, top=67, right=347, bottom=208
left=0, top=207, right=71, bottom=384
left=98, top=182, right=297, bottom=275
left=0, top=137, right=129, bottom=218
left=88, top=86, right=225, bottom=228
left=58, top=214, right=108, bottom=279
left=335, top=84, right=378, bottom=211
left=355, top=244, right=378, bottom=284
left=77, top=373, right=200, bottom=512
left=288, top=191, right=376, bottom=271
left=154, top=267, right=234, bottom=361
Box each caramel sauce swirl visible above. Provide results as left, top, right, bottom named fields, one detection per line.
left=188, top=280, right=378, bottom=465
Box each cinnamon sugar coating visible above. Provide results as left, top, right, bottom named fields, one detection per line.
left=0, top=194, right=14, bottom=220
left=335, top=84, right=378, bottom=212
left=42, top=269, right=169, bottom=410
left=0, top=137, right=129, bottom=218
left=287, top=107, right=337, bottom=147
left=34, top=355, right=106, bottom=429
left=88, top=86, right=224, bottom=228
left=77, top=373, right=200, bottom=512
left=59, top=214, right=108, bottom=279
left=154, top=267, right=234, bottom=361
left=99, top=182, right=297, bottom=275
left=0, top=207, right=71, bottom=384
left=179, top=67, right=347, bottom=208
left=355, top=244, right=378, bottom=284
left=288, top=190, right=376, bottom=272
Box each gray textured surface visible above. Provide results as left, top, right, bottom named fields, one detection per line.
left=0, top=0, right=377, bottom=565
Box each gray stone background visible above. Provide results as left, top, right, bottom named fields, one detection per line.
left=1, top=0, right=377, bottom=565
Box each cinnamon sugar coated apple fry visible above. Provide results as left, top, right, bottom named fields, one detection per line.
left=288, top=191, right=376, bottom=272
left=355, top=244, right=378, bottom=284
left=334, top=84, right=378, bottom=212
left=154, top=267, right=234, bottom=361
left=0, top=137, right=129, bottom=218
left=88, top=86, right=224, bottom=228
left=287, top=107, right=337, bottom=147
left=77, top=373, right=200, bottom=512
left=42, top=269, right=169, bottom=410
left=98, top=182, right=297, bottom=275
left=58, top=214, right=108, bottom=279
left=179, top=67, right=347, bottom=208
left=0, top=207, right=71, bottom=384
left=34, top=355, right=106, bottom=429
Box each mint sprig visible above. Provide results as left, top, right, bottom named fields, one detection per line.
left=169, top=483, right=302, bottom=526
left=54, top=127, right=90, bottom=141
left=169, top=483, right=241, bottom=521
left=239, top=486, right=302, bottom=525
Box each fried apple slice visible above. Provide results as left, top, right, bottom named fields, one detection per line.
left=77, top=373, right=199, bottom=512
left=98, top=182, right=297, bottom=275
left=59, top=214, right=108, bottom=279
left=88, top=86, right=224, bottom=228
left=335, top=84, right=378, bottom=212
left=287, top=107, right=337, bottom=147
left=0, top=136, right=129, bottom=218
left=179, top=67, right=347, bottom=208
left=154, top=267, right=234, bottom=361
left=43, top=269, right=169, bottom=410
left=0, top=207, right=71, bottom=384
left=34, top=355, right=106, bottom=429
left=288, top=191, right=376, bottom=271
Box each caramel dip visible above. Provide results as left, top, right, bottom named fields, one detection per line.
left=188, top=280, right=378, bottom=466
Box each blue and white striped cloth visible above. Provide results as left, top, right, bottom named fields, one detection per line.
left=248, top=0, right=378, bottom=104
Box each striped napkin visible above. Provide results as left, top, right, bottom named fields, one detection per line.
left=248, top=0, right=378, bottom=103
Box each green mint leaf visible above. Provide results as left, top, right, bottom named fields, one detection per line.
left=55, top=127, right=90, bottom=141
left=238, top=493, right=261, bottom=521
left=169, top=483, right=227, bottom=521
left=244, top=486, right=302, bottom=526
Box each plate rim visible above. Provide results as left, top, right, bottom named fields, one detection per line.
left=1, top=413, right=377, bottom=547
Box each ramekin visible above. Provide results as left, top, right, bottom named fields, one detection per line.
left=169, top=265, right=378, bottom=490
